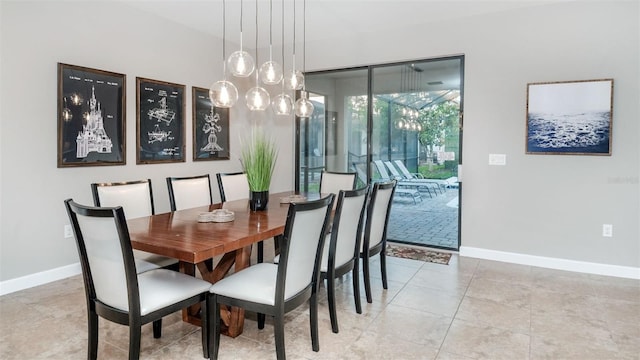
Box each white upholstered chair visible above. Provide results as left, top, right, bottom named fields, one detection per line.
left=91, top=179, right=178, bottom=273
left=207, top=195, right=334, bottom=360
left=216, top=171, right=276, bottom=263
left=166, top=174, right=213, bottom=211
left=320, top=187, right=368, bottom=333
left=64, top=199, right=211, bottom=360
left=215, top=172, right=249, bottom=202
left=319, top=171, right=357, bottom=196
left=360, top=180, right=396, bottom=303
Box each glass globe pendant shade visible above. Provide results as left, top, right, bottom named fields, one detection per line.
left=246, top=86, right=270, bottom=111
left=284, top=69, right=304, bottom=90
left=259, top=60, right=283, bottom=85
left=272, top=93, right=293, bottom=115
left=209, top=80, right=239, bottom=108
left=228, top=50, right=255, bottom=77
left=294, top=91, right=314, bottom=118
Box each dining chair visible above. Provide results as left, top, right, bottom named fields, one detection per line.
left=64, top=199, right=211, bottom=360
left=166, top=174, right=213, bottom=211
left=360, top=180, right=396, bottom=303
left=319, top=170, right=357, bottom=196
left=215, top=172, right=249, bottom=202
left=320, top=186, right=368, bottom=333
left=207, top=194, right=335, bottom=360
left=91, top=179, right=178, bottom=272
left=216, top=171, right=274, bottom=263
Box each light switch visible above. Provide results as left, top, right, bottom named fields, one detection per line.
left=489, top=154, right=506, bottom=165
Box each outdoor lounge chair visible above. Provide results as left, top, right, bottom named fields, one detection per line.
left=383, top=161, right=439, bottom=196
left=372, top=161, right=423, bottom=204
left=393, top=160, right=447, bottom=194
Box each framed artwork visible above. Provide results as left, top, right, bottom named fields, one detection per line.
left=57, top=63, right=126, bottom=167
left=526, top=79, right=613, bottom=155
left=136, top=77, right=185, bottom=164
left=192, top=86, right=230, bottom=161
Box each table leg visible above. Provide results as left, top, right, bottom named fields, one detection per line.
left=182, top=246, right=253, bottom=338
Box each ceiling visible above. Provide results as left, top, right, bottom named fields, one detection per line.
left=121, top=0, right=564, bottom=47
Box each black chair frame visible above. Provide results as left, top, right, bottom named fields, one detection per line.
left=91, top=179, right=155, bottom=215
left=208, top=195, right=334, bottom=360
left=321, top=186, right=368, bottom=333
left=64, top=199, right=209, bottom=360
left=360, top=180, right=396, bottom=304
left=166, top=174, right=213, bottom=212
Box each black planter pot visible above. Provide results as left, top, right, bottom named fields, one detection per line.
left=249, top=191, right=269, bottom=211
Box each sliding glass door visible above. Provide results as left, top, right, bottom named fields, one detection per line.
left=297, top=56, right=463, bottom=250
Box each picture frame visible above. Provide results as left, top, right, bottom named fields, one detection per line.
left=192, top=86, right=230, bottom=161
left=57, top=63, right=126, bottom=167
left=136, top=77, right=186, bottom=164
left=526, top=79, right=613, bottom=155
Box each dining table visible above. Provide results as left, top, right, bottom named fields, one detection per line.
left=126, top=191, right=318, bottom=338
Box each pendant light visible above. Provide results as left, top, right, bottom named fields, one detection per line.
left=259, top=0, right=283, bottom=85
left=272, top=0, right=293, bottom=115
left=246, top=0, right=270, bottom=111
left=294, top=0, right=314, bottom=118
left=285, top=0, right=304, bottom=90
left=228, top=0, right=255, bottom=77
left=210, top=0, right=238, bottom=108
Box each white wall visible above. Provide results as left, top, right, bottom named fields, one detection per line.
left=1, top=1, right=638, bottom=289
left=0, top=1, right=294, bottom=284
left=305, top=1, right=639, bottom=270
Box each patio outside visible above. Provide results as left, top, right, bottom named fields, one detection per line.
left=387, top=184, right=459, bottom=250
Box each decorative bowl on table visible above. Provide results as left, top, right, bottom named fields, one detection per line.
left=279, top=194, right=307, bottom=204
left=198, top=209, right=235, bottom=223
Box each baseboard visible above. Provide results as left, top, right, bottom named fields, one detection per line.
left=0, top=263, right=82, bottom=296
left=459, top=246, right=640, bottom=280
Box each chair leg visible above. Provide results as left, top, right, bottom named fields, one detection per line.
left=129, top=325, right=141, bottom=360
left=380, top=251, right=388, bottom=290
left=257, top=241, right=264, bottom=263
left=327, top=276, right=339, bottom=333
left=274, top=313, right=286, bottom=360
left=352, top=264, right=362, bottom=314
left=208, top=295, right=221, bottom=360
left=87, top=310, right=99, bottom=360
left=201, top=297, right=209, bottom=359
left=309, top=292, right=320, bottom=352
left=362, top=254, right=373, bottom=303
left=152, top=318, right=162, bottom=339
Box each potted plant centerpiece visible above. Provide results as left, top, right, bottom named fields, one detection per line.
left=240, top=130, right=278, bottom=211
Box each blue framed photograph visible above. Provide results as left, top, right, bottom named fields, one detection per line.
left=526, top=79, right=613, bottom=155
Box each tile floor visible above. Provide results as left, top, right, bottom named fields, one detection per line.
left=1, top=252, right=639, bottom=359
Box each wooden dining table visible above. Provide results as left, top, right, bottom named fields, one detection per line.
left=126, top=191, right=316, bottom=337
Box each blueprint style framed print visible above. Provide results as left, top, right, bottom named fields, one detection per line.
left=57, top=63, right=126, bottom=167
left=526, top=79, right=613, bottom=155
left=136, top=77, right=185, bottom=164
left=192, top=86, right=230, bottom=161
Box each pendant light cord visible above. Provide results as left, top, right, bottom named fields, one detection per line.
left=302, top=0, right=306, bottom=76
left=222, top=0, right=227, bottom=78
left=269, top=0, right=273, bottom=60
left=255, top=0, right=259, bottom=84
left=292, top=0, right=296, bottom=66
left=281, top=0, right=285, bottom=91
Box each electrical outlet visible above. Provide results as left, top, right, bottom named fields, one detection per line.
left=64, top=224, right=73, bottom=238
left=602, top=224, right=613, bottom=237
